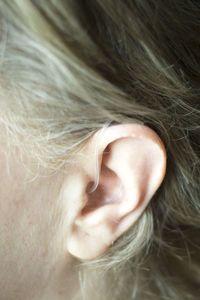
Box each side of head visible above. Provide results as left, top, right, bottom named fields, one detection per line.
left=0, top=1, right=199, bottom=300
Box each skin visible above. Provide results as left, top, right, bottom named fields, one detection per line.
left=0, top=123, right=166, bottom=300
left=0, top=143, right=81, bottom=300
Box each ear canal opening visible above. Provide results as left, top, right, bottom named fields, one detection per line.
left=86, top=181, right=96, bottom=194
left=82, top=164, right=124, bottom=216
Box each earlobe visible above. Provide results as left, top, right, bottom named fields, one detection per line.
left=67, top=124, right=167, bottom=260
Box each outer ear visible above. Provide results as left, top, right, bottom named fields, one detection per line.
left=67, top=124, right=166, bottom=260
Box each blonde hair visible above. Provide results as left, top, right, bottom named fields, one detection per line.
left=1, top=1, right=200, bottom=299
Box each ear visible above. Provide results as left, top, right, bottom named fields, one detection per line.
left=67, top=123, right=166, bottom=260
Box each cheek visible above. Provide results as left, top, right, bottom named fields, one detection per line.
left=0, top=201, right=57, bottom=300
left=0, top=149, right=69, bottom=300
left=0, top=179, right=64, bottom=300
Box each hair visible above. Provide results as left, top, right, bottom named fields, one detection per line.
left=1, top=0, right=200, bottom=299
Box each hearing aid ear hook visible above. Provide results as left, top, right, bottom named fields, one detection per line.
left=87, top=120, right=113, bottom=194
